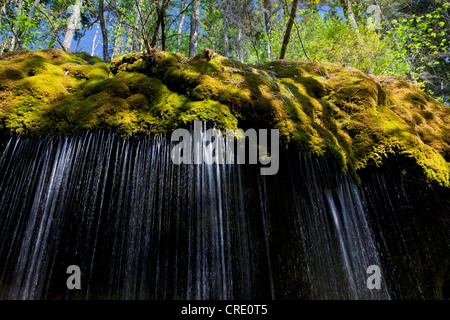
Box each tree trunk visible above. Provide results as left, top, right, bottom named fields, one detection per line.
left=189, top=0, right=199, bottom=58
left=0, top=39, right=9, bottom=55
left=91, top=23, right=99, bottom=56
left=112, top=21, right=123, bottom=60
left=236, top=27, right=244, bottom=62
left=125, top=26, right=135, bottom=52
left=10, top=0, right=23, bottom=51
left=223, top=26, right=229, bottom=57
left=372, top=0, right=390, bottom=28
left=150, top=11, right=162, bottom=48
left=62, top=0, right=83, bottom=52
left=221, top=0, right=230, bottom=57
left=246, top=2, right=260, bottom=65
left=0, top=1, right=8, bottom=15
left=1, top=1, right=10, bottom=53
left=279, top=0, right=298, bottom=60
left=28, top=0, right=40, bottom=20
left=99, top=0, right=110, bottom=61
left=261, top=0, right=272, bottom=60
left=231, top=0, right=245, bottom=62
left=161, top=11, right=166, bottom=51
left=126, top=0, right=143, bottom=52
left=177, top=0, right=187, bottom=52
left=339, top=0, right=360, bottom=36
left=150, top=0, right=169, bottom=49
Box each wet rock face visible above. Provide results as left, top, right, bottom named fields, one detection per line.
left=358, top=161, right=450, bottom=299
left=0, top=131, right=447, bottom=300
left=1, top=48, right=449, bottom=187
left=0, top=131, right=9, bottom=160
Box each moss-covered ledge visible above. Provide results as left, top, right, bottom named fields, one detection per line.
left=0, top=48, right=449, bottom=187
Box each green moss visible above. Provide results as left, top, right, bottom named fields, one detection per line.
left=1, top=48, right=449, bottom=187
left=61, top=63, right=109, bottom=80
left=180, top=100, right=238, bottom=130
left=325, top=142, right=346, bottom=170
left=163, top=67, right=204, bottom=94
left=0, top=66, right=25, bottom=80
left=75, top=52, right=103, bottom=64
left=263, top=60, right=309, bottom=78
left=189, top=50, right=246, bottom=73
left=83, top=78, right=131, bottom=98
left=127, top=94, right=149, bottom=110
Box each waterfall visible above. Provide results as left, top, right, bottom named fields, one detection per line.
left=0, top=125, right=448, bottom=300
left=264, top=154, right=390, bottom=299
left=0, top=129, right=256, bottom=300
left=360, top=166, right=450, bottom=299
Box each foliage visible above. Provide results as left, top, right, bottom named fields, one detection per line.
left=386, top=0, right=450, bottom=102
left=269, top=6, right=411, bottom=77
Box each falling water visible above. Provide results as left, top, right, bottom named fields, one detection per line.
left=0, top=128, right=259, bottom=300
left=264, top=154, right=390, bottom=299
left=359, top=165, right=450, bottom=299
left=0, top=124, right=448, bottom=300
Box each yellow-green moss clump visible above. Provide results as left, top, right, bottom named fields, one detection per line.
left=1, top=48, right=449, bottom=187
left=0, top=48, right=237, bottom=136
